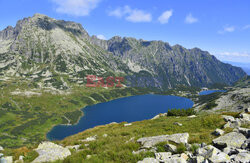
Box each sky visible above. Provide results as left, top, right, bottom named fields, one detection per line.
left=0, top=0, right=250, bottom=65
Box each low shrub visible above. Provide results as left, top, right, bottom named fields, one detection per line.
left=23, top=150, right=39, bottom=162
left=176, top=143, right=186, bottom=154
left=202, top=101, right=217, bottom=110
left=167, top=108, right=196, bottom=116
left=190, top=144, right=199, bottom=153
left=155, top=142, right=168, bottom=152
left=221, top=112, right=240, bottom=118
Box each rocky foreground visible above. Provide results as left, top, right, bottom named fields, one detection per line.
left=136, top=112, right=250, bottom=163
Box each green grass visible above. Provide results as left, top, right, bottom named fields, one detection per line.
left=0, top=79, right=152, bottom=148
left=221, top=112, right=241, bottom=118
left=196, top=92, right=224, bottom=105
left=176, top=143, right=186, bottom=154
left=24, top=150, right=39, bottom=162
left=54, top=114, right=226, bottom=163
left=167, top=108, right=196, bottom=116
left=64, top=110, right=83, bottom=124
left=190, top=144, right=199, bottom=153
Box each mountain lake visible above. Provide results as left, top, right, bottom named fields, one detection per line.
left=47, top=94, right=194, bottom=140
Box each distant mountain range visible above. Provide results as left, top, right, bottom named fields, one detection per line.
left=222, top=61, right=250, bottom=75
left=0, top=14, right=246, bottom=90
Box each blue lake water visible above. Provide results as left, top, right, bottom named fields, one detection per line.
left=199, top=90, right=226, bottom=95
left=47, top=94, right=194, bottom=140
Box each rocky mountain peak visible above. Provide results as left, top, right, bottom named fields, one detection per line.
left=109, top=36, right=123, bottom=42
left=0, top=13, right=92, bottom=56
left=0, top=26, right=15, bottom=40
left=33, top=13, right=49, bottom=18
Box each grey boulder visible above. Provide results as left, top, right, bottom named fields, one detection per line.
left=137, top=157, right=159, bottom=163
left=32, top=142, right=71, bottom=163
left=223, top=121, right=241, bottom=128
left=223, top=147, right=238, bottom=155
left=165, top=144, right=177, bottom=153
left=0, top=156, right=13, bottom=163
left=155, top=152, right=172, bottom=161
left=237, top=127, right=250, bottom=138
left=234, top=152, right=250, bottom=163
left=173, top=122, right=183, bottom=126
left=137, top=135, right=170, bottom=149
left=222, top=115, right=235, bottom=122
left=212, top=132, right=247, bottom=149
left=239, top=113, right=250, bottom=121
left=161, top=154, right=187, bottom=163
left=137, top=133, right=189, bottom=149
left=212, top=128, right=224, bottom=136
left=192, top=156, right=205, bottom=163
left=241, top=139, right=250, bottom=149
left=166, top=133, right=189, bottom=144
left=207, top=151, right=230, bottom=162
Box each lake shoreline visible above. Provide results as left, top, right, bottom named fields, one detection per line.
left=47, top=94, right=194, bottom=140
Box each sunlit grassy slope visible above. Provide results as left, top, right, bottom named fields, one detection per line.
left=55, top=114, right=227, bottom=163
left=0, top=79, right=152, bottom=148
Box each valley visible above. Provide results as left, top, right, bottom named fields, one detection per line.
left=0, top=14, right=249, bottom=163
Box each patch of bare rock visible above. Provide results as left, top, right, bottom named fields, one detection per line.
left=136, top=113, right=250, bottom=163
left=32, top=142, right=71, bottom=163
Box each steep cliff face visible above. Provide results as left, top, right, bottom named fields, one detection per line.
left=0, top=14, right=246, bottom=90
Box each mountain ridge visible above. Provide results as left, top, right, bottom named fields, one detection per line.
left=91, top=34, right=246, bottom=88
left=0, top=13, right=246, bottom=90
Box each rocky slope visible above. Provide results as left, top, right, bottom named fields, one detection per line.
left=212, top=76, right=249, bottom=112
left=191, top=76, right=249, bottom=113
left=0, top=14, right=129, bottom=90
left=0, top=14, right=246, bottom=90
left=92, top=36, right=246, bottom=89
left=215, top=87, right=250, bottom=112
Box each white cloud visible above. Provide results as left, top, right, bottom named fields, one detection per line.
left=243, top=25, right=250, bottom=30
left=97, top=34, right=106, bottom=40
left=108, top=8, right=123, bottom=18
left=218, top=26, right=235, bottom=34
left=185, top=13, right=198, bottom=24
left=108, top=5, right=131, bottom=18
left=126, top=10, right=152, bottom=23
left=214, top=52, right=250, bottom=63
left=108, top=6, right=152, bottom=23
left=52, top=0, right=101, bottom=16
left=158, top=10, right=173, bottom=24
left=224, top=26, right=235, bottom=32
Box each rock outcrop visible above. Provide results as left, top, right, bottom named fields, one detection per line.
left=32, top=142, right=71, bottom=163
left=0, top=156, right=13, bottom=163
left=212, top=128, right=225, bottom=136
left=164, top=144, right=177, bottom=153
left=137, top=157, right=159, bottom=163
left=137, top=115, right=250, bottom=163
left=213, top=132, right=246, bottom=149
left=137, top=133, right=189, bottom=149
left=214, top=87, right=250, bottom=112
left=173, top=122, right=183, bottom=126
left=80, top=135, right=97, bottom=142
